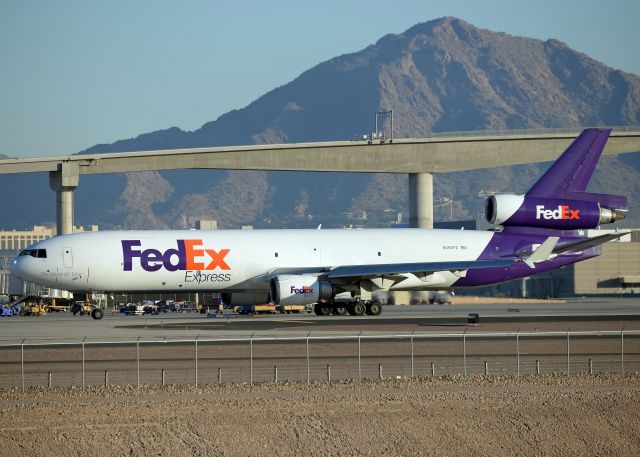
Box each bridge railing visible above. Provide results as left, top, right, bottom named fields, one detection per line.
left=426, top=125, right=640, bottom=138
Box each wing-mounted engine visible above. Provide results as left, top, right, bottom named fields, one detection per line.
left=270, top=274, right=334, bottom=306
left=486, top=194, right=625, bottom=230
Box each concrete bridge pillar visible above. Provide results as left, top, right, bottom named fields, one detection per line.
left=409, top=172, right=433, bottom=229
left=49, top=162, right=79, bottom=235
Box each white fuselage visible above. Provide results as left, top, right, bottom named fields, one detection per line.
left=10, top=229, right=494, bottom=293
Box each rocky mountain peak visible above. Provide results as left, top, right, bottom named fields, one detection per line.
left=3, top=18, right=639, bottom=229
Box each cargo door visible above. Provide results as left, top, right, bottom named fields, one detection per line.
left=63, top=247, right=73, bottom=268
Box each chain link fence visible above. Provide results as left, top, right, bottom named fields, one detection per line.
left=1, top=330, right=638, bottom=389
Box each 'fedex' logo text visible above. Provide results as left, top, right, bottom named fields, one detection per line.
left=535, top=205, right=580, bottom=220
left=122, top=239, right=230, bottom=272
left=291, top=285, right=314, bottom=295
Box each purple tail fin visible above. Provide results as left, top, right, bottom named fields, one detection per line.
left=526, top=128, right=627, bottom=211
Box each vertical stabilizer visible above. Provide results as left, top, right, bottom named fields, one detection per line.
left=526, top=128, right=611, bottom=197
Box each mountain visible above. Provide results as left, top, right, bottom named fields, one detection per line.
left=3, top=17, right=640, bottom=229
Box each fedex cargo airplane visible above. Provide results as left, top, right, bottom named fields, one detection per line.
left=9, top=128, right=628, bottom=318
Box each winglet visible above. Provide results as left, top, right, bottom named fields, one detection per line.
left=524, top=236, right=560, bottom=268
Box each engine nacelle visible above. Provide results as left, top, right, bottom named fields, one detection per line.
left=270, top=275, right=334, bottom=306
left=221, top=292, right=270, bottom=307
left=486, top=194, right=623, bottom=230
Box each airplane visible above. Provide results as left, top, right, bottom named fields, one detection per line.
left=9, top=128, right=629, bottom=318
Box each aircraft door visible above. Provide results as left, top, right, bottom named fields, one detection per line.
left=63, top=247, right=73, bottom=268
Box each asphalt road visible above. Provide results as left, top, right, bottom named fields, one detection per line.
left=1, top=297, right=639, bottom=344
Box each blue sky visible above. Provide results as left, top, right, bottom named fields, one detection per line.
left=1, top=0, right=639, bottom=157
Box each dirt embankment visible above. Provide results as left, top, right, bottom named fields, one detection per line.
left=1, top=374, right=639, bottom=456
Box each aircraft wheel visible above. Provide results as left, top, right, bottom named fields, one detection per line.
left=91, top=308, right=104, bottom=320
left=366, top=302, right=382, bottom=316
left=349, top=301, right=366, bottom=316
left=333, top=305, right=348, bottom=316
left=314, top=303, right=332, bottom=316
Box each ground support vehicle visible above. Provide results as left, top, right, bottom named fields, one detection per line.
left=70, top=301, right=104, bottom=319
left=1, top=305, right=16, bottom=317
left=171, top=301, right=198, bottom=313
left=154, top=300, right=172, bottom=313
left=19, top=303, right=48, bottom=316
left=142, top=304, right=160, bottom=315
left=277, top=304, right=307, bottom=314
left=120, top=304, right=144, bottom=315
left=238, top=303, right=277, bottom=315
left=47, top=304, right=69, bottom=312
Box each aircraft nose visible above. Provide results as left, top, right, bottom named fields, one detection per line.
left=8, top=256, right=28, bottom=281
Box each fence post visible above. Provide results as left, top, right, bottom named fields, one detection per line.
left=516, top=331, right=520, bottom=378
left=410, top=332, right=415, bottom=380
left=48, top=371, right=52, bottom=388
left=621, top=329, right=625, bottom=373
left=379, top=364, right=383, bottom=380
left=589, top=358, right=593, bottom=375
left=218, top=367, right=222, bottom=384
left=249, top=333, right=254, bottom=385
left=431, top=362, right=435, bottom=377
left=463, top=330, right=467, bottom=378
left=566, top=330, right=570, bottom=375
left=21, top=339, right=25, bottom=390
left=82, top=337, right=86, bottom=390
left=274, top=366, right=278, bottom=383
left=327, top=365, right=331, bottom=383
left=306, top=333, right=310, bottom=384
left=536, top=360, right=540, bottom=375
left=136, top=336, right=140, bottom=387
left=161, top=369, right=165, bottom=386
left=358, top=331, right=362, bottom=381
left=105, top=370, right=109, bottom=387
left=194, top=335, right=198, bottom=388
left=484, top=361, right=488, bottom=376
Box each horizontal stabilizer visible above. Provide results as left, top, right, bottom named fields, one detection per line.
left=523, top=236, right=559, bottom=268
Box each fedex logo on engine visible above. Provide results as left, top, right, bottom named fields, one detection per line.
left=535, top=205, right=580, bottom=220
left=290, top=285, right=314, bottom=295
left=122, top=240, right=230, bottom=272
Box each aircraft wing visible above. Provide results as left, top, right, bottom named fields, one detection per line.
left=325, top=259, right=513, bottom=279
left=266, top=259, right=512, bottom=282
left=553, top=232, right=629, bottom=254
left=506, top=232, right=629, bottom=263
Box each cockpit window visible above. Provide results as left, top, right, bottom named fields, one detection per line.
left=18, top=249, right=47, bottom=258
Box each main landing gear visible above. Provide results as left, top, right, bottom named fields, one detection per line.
left=313, top=301, right=382, bottom=317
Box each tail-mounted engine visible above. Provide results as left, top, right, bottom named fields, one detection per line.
left=486, top=194, right=625, bottom=230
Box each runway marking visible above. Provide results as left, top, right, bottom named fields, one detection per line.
left=271, top=320, right=315, bottom=324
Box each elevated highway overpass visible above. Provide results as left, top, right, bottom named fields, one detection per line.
left=1, top=127, right=639, bottom=233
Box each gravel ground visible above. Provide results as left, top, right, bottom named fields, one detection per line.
left=1, top=374, right=639, bottom=456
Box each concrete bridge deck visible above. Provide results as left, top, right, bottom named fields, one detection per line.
left=1, top=127, right=639, bottom=232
